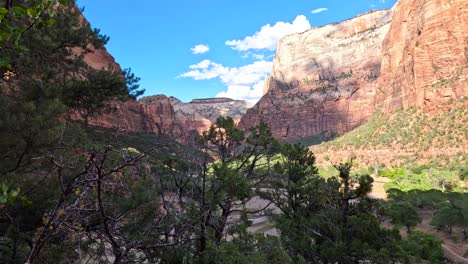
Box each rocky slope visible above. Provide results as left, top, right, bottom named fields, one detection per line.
left=241, top=0, right=467, bottom=142
left=240, top=9, right=394, bottom=141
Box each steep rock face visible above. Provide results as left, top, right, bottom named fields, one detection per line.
left=241, top=10, right=393, bottom=141
left=82, top=45, right=122, bottom=71
left=85, top=95, right=188, bottom=140
left=376, top=0, right=468, bottom=112
left=86, top=95, right=252, bottom=143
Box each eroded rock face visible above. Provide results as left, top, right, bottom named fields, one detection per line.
left=86, top=95, right=252, bottom=143
left=176, top=97, right=252, bottom=123
left=82, top=44, right=122, bottom=72
left=241, top=10, right=393, bottom=141
left=85, top=95, right=189, bottom=141
left=376, top=0, right=468, bottom=112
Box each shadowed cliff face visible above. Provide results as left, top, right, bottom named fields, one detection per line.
left=240, top=10, right=393, bottom=141
left=376, top=0, right=468, bottom=112
left=84, top=95, right=252, bottom=144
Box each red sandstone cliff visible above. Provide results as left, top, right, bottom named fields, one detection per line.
left=240, top=10, right=393, bottom=141
left=78, top=31, right=250, bottom=142
left=84, top=0, right=467, bottom=144
left=376, top=0, right=467, bottom=112
left=241, top=0, right=467, bottom=142
left=85, top=95, right=251, bottom=143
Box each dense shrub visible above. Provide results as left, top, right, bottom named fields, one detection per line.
left=402, top=231, right=444, bottom=263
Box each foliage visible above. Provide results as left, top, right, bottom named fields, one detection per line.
left=321, top=105, right=467, bottom=150
left=431, top=197, right=467, bottom=234
left=0, top=1, right=145, bottom=262
left=0, top=0, right=68, bottom=68
left=382, top=167, right=461, bottom=193
left=401, top=231, right=444, bottom=263
left=388, top=188, right=468, bottom=239
left=0, top=1, right=457, bottom=262
left=384, top=201, right=420, bottom=232
left=259, top=146, right=413, bottom=263
left=384, top=171, right=434, bottom=192
left=379, top=167, right=407, bottom=179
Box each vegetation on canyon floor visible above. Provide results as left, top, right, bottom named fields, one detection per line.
left=0, top=0, right=466, bottom=263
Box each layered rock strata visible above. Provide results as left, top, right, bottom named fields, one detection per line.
left=240, top=10, right=394, bottom=141
left=241, top=0, right=467, bottom=142
left=85, top=95, right=252, bottom=143
left=376, top=0, right=467, bottom=112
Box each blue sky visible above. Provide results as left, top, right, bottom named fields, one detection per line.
left=77, top=0, right=397, bottom=103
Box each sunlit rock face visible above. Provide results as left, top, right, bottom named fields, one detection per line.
left=172, top=97, right=253, bottom=124
left=240, top=10, right=393, bottom=141
left=241, top=0, right=467, bottom=142
left=376, top=0, right=468, bottom=112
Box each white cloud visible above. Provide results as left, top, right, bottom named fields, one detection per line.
left=180, top=60, right=228, bottom=80
left=241, top=52, right=265, bottom=60
left=180, top=60, right=272, bottom=103
left=252, top=54, right=265, bottom=60
left=216, top=80, right=265, bottom=104
left=311, top=8, right=328, bottom=14
left=191, top=44, right=210, bottom=54
left=225, top=15, right=311, bottom=51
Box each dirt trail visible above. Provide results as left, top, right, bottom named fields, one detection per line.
left=414, top=209, right=468, bottom=263
left=442, top=244, right=468, bottom=263
left=370, top=178, right=468, bottom=263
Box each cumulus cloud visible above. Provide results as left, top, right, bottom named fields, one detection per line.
left=180, top=60, right=272, bottom=103
left=311, top=8, right=328, bottom=14
left=191, top=44, right=210, bottom=54
left=225, top=15, right=311, bottom=51
left=216, top=81, right=266, bottom=103
left=241, top=52, right=265, bottom=60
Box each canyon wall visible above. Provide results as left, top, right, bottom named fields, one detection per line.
left=79, top=36, right=251, bottom=142
left=241, top=0, right=467, bottom=142
left=240, top=10, right=393, bottom=141
left=84, top=0, right=467, bottom=144
left=376, top=0, right=467, bottom=112
left=85, top=95, right=251, bottom=143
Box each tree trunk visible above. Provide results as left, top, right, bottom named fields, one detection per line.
left=198, top=166, right=208, bottom=258
left=215, top=200, right=232, bottom=243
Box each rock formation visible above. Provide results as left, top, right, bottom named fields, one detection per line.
left=85, top=94, right=252, bottom=143
left=170, top=97, right=252, bottom=123
left=83, top=0, right=467, bottom=144
left=240, top=10, right=393, bottom=141
left=85, top=96, right=189, bottom=140
left=376, top=0, right=467, bottom=112
left=241, top=0, right=467, bottom=142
